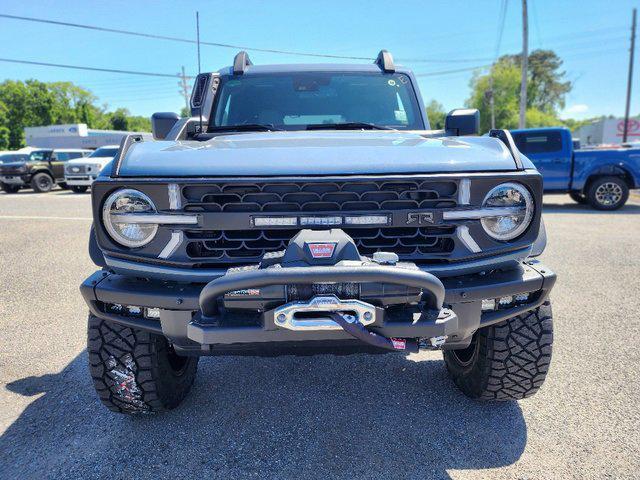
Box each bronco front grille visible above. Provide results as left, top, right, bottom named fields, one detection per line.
left=179, top=179, right=459, bottom=265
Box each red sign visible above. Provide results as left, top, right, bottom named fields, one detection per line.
left=308, top=243, right=336, bottom=258
left=617, top=119, right=640, bottom=137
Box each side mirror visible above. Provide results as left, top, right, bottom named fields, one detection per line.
left=151, top=112, right=180, bottom=140
left=445, top=109, right=480, bottom=136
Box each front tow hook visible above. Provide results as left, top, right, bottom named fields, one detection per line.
left=328, top=312, right=420, bottom=353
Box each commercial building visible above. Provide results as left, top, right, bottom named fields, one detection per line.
left=575, top=118, right=640, bottom=146
left=24, top=123, right=152, bottom=149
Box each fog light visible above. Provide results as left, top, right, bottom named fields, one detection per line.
left=498, top=296, right=514, bottom=307
left=126, top=305, right=142, bottom=316
left=107, top=303, right=124, bottom=313
left=515, top=293, right=530, bottom=302
left=481, top=299, right=496, bottom=311
left=144, top=307, right=161, bottom=319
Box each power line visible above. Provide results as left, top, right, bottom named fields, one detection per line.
left=415, top=65, right=491, bottom=77
left=494, top=0, right=508, bottom=59
left=0, top=13, right=500, bottom=64
left=0, top=57, right=191, bottom=78
left=0, top=13, right=374, bottom=60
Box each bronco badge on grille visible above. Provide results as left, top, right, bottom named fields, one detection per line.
left=308, top=243, right=336, bottom=259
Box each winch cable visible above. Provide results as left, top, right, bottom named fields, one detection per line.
left=329, top=313, right=419, bottom=354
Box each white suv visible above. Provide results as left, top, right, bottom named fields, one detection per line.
left=64, top=145, right=120, bottom=193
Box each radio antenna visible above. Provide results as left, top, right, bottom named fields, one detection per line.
left=196, top=11, right=203, bottom=133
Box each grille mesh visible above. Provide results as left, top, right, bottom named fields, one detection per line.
left=183, top=180, right=457, bottom=212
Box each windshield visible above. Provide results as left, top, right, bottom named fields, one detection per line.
left=211, top=72, right=422, bottom=131
left=89, top=147, right=119, bottom=158
left=0, top=154, right=29, bottom=163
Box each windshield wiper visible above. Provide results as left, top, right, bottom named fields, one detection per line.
left=208, top=124, right=283, bottom=132
left=306, top=122, right=392, bottom=131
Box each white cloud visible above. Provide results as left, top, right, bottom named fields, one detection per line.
left=564, top=104, right=589, bottom=114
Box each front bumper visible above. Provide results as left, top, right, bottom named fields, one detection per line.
left=64, top=175, right=97, bottom=186
left=81, top=260, right=556, bottom=355
left=0, top=175, right=27, bottom=185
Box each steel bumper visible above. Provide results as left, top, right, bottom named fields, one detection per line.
left=81, top=260, right=556, bottom=354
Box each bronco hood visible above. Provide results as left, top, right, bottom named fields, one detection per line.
left=117, top=131, right=521, bottom=177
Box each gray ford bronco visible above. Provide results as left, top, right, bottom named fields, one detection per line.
left=81, top=51, right=555, bottom=414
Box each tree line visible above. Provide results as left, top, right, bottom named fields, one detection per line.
left=426, top=49, right=621, bottom=133
left=0, top=80, right=151, bottom=149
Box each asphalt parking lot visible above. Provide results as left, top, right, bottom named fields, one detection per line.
left=0, top=190, right=639, bottom=479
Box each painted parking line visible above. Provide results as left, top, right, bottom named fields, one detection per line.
left=0, top=215, right=92, bottom=221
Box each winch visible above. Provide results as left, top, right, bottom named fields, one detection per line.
left=222, top=229, right=424, bottom=312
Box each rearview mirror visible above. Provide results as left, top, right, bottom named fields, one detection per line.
left=151, top=112, right=180, bottom=140
left=445, top=109, right=480, bottom=136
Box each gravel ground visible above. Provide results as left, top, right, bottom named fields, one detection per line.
left=0, top=189, right=639, bottom=479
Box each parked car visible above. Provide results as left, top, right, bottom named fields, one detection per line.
left=64, top=145, right=120, bottom=193
left=0, top=148, right=91, bottom=193
left=511, top=127, right=640, bottom=209
left=81, top=51, right=556, bottom=414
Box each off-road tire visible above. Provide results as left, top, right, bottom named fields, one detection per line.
left=587, top=176, right=629, bottom=210
left=443, top=302, right=553, bottom=401
left=71, top=185, right=88, bottom=193
left=569, top=191, right=587, bottom=204
left=87, top=314, right=199, bottom=414
left=1, top=183, right=20, bottom=193
left=30, top=173, right=54, bottom=193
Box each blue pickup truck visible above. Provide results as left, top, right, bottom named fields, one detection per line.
left=511, top=127, right=640, bottom=209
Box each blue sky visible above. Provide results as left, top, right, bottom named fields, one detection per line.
left=1, top=0, right=638, bottom=120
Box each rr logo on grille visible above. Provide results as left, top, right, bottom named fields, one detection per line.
left=308, top=243, right=336, bottom=258
left=406, top=212, right=434, bottom=225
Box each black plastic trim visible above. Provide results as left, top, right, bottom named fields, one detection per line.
left=489, top=129, right=524, bottom=170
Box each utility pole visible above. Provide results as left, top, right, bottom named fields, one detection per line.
left=178, top=66, right=190, bottom=112
left=623, top=8, right=637, bottom=143
left=489, top=75, right=496, bottom=129
left=519, top=0, right=528, bottom=129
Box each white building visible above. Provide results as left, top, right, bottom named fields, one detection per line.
left=24, top=123, right=152, bottom=149
left=575, top=118, right=640, bottom=146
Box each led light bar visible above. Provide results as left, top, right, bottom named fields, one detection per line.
left=344, top=215, right=389, bottom=225
left=300, top=216, right=341, bottom=226
left=253, top=214, right=391, bottom=227
left=253, top=216, right=298, bottom=227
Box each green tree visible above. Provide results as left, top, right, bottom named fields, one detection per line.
left=109, top=108, right=130, bottom=131
left=466, top=49, right=572, bottom=132
left=503, top=49, right=572, bottom=113
left=0, top=102, right=10, bottom=149
left=467, top=61, right=521, bottom=132
left=426, top=100, right=446, bottom=130
left=0, top=80, right=152, bottom=148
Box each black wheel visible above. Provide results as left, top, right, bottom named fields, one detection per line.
left=443, top=302, right=553, bottom=401
left=569, top=191, right=587, bottom=204
left=71, top=185, right=88, bottom=193
left=587, top=176, right=629, bottom=210
left=1, top=183, right=20, bottom=193
left=30, top=173, right=54, bottom=193
left=87, top=314, right=199, bottom=414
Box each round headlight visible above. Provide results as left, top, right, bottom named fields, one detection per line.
left=481, top=182, right=534, bottom=241
left=102, top=189, right=158, bottom=247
